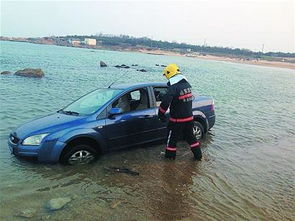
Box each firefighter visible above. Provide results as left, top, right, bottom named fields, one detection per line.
left=158, top=64, right=202, bottom=160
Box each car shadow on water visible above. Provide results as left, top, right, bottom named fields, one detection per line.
left=5, top=133, right=216, bottom=220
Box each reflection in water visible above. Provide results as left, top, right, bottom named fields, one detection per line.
left=2, top=132, right=295, bottom=220
left=146, top=161, right=200, bottom=221
left=1, top=126, right=294, bottom=221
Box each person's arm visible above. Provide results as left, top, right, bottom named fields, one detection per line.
left=158, top=86, right=176, bottom=121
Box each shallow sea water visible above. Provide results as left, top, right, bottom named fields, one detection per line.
left=0, top=41, right=295, bottom=221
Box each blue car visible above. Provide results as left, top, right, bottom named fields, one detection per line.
left=8, top=82, right=215, bottom=165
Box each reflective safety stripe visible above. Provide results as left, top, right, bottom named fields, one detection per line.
left=159, top=106, right=167, bottom=113
left=179, top=93, right=193, bottom=100
left=166, top=147, right=177, bottom=152
left=190, top=142, right=200, bottom=148
left=166, top=130, right=172, bottom=147
left=169, top=116, right=193, bottom=123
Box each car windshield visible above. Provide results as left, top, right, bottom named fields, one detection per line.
left=61, top=88, right=123, bottom=115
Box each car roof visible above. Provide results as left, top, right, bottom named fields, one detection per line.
left=110, top=82, right=167, bottom=90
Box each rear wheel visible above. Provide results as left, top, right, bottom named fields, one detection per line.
left=60, top=144, right=97, bottom=165
left=193, top=121, right=204, bottom=140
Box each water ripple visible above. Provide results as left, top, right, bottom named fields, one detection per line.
left=1, top=41, right=295, bottom=221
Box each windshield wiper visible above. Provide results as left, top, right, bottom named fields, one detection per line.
left=57, top=110, right=80, bottom=116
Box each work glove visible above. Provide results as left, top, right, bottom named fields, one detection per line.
left=158, top=112, right=167, bottom=122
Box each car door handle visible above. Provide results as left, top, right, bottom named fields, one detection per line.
left=143, top=115, right=153, bottom=119
left=139, top=115, right=153, bottom=119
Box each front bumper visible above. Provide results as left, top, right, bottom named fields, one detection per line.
left=8, top=135, right=66, bottom=163
left=208, top=114, right=215, bottom=129
left=8, top=139, right=39, bottom=157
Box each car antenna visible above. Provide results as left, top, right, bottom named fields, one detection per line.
left=108, top=82, right=115, bottom=88
left=107, top=72, right=125, bottom=88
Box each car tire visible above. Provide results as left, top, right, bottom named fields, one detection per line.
left=60, top=144, right=98, bottom=165
left=193, top=121, right=204, bottom=140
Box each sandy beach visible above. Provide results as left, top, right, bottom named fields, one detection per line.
left=194, top=54, right=295, bottom=70
left=138, top=49, right=295, bottom=70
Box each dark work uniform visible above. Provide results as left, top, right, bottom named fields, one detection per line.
left=158, top=78, right=202, bottom=160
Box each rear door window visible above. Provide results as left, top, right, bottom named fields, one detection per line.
left=153, top=87, right=168, bottom=106
left=112, top=88, right=149, bottom=113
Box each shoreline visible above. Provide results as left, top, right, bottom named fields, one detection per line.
left=194, top=54, right=295, bottom=70
left=137, top=49, right=295, bottom=70
left=2, top=40, right=295, bottom=70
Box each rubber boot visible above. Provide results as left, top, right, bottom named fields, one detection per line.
left=190, top=142, right=202, bottom=160
left=165, top=147, right=176, bottom=160
left=191, top=148, right=202, bottom=161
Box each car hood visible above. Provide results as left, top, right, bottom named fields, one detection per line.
left=14, top=113, right=86, bottom=139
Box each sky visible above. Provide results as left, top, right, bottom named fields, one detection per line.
left=1, top=0, right=294, bottom=53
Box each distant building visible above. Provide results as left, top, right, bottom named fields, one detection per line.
left=185, top=52, right=200, bottom=57
left=84, top=38, right=97, bottom=46
left=68, top=39, right=81, bottom=46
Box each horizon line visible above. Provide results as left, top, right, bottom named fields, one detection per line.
left=1, top=34, right=294, bottom=54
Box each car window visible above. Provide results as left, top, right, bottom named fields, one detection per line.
left=153, top=87, right=168, bottom=106
left=130, top=90, right=140, bottom=100
left=112, top=88, right=149, bottom=113
left=63, top=88, right=123, bottom=115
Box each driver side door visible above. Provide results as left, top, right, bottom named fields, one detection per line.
left=105, top=87, right=155, bottom=150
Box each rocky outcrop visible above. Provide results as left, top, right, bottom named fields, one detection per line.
left=114, top=64, right=130, bottom=69
left=137, top=69, right=147, bottom=72
left=1, top=71, right=12, bottom=75
left=47, top=197, right=71, bottom=211
left=100, top=61, right=107, bottom=67
left=14, top=68, right=44, bottom=78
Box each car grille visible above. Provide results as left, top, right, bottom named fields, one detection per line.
left=9, top=134, right=20, bottom=144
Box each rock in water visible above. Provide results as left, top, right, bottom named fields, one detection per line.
left=120, top=64, right=129, bottom=68
left=15, top=208, right=37, bottom=218
left=1, top=71, right=12, bottom=75
left=114, top=64, right=130, bottom=69
left=47, top=197, right=71, bottom=211
left=111, top=200, right=122, bottom=209
left=100, top=61, right=107, bottom=67
left=138, top=69, right=147, bottom=72
left=15, top=68, right=44, bottom=78
left=104, top=167, right=139, bottom=176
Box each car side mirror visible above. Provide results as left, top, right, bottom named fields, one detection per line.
left=108, top=107, right=123, bottom=118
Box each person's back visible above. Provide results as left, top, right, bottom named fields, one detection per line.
left=168, top=79, right=193, bottom=120
left=158, top=64, right=202, bottom=160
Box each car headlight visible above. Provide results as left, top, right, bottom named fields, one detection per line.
left=22, top=134, right=49, bottom=146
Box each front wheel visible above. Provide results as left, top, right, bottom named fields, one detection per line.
left=60, top=144, right=97, bottom=165
left=193, top=121, right=204, bottom=140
